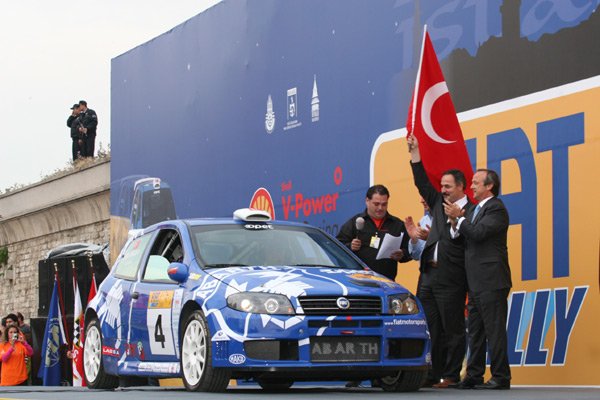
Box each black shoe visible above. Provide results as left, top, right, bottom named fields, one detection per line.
left=475, top=379, right=510, bottom=390
left=455, top=376, right=484, bottom=389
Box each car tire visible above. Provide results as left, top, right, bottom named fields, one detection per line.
left=380, top=370, right=427, bottom=392
left=84, top=318, right=118, bottom=389
left=257, top=379, right=294, bottom=391
left=180, top=310, right=230, bottom=392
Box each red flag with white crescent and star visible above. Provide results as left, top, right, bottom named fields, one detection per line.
left=406, top=26, right=473, bottom=199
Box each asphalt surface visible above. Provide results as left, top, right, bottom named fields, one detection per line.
left=0, top=385, right=599, bottom=400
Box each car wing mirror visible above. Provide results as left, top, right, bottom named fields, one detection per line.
left=167, top=262, right=189, bottom=284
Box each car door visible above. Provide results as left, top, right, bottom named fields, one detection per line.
left=100, top=232, right=153, bottom=360
left=126, top=227, right=185, bottom=369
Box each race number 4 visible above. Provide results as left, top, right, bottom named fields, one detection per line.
left=147, top=309, right=175, bottom=355
left=154, top=315, right=166, bottom=348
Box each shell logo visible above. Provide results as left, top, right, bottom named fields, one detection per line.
left=249, top=187, right=276, bottom=219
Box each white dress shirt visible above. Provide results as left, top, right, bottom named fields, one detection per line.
left=451, top=196, right=493, bottom=238
left=409, top=212, right=432, bottom=261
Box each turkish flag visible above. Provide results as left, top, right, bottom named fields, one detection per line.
left=406, top=28, right=473, bottom=199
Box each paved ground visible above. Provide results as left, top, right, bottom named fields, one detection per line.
left=0, top=385, right=599, bottom=400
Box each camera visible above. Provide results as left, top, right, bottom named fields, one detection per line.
left=12, top=333, right=18, bottom=340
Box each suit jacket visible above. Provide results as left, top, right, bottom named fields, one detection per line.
left=411, top=161, right=472, bottom=289
left=458, top=196, right=512, bottom=293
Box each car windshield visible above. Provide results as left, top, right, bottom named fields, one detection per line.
left=191, top=224, right=365, bottom=270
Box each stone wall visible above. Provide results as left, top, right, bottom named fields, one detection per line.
left=0, top=159, right=109, bottom=320
left=1, top=220, right=109, bottom=319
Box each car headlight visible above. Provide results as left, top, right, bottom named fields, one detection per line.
left=227, top=292, right=295, bottom=315
left=388, top=294, right=419, bottom=315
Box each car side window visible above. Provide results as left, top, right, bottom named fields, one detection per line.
left=142, top=229, right=183, bottom=282
left=114, top=233, right=152, bottom=280
left=144, top=255, right=171, bottom=281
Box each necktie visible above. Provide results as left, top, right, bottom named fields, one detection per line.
left=471, top=204, right=481, bottom=223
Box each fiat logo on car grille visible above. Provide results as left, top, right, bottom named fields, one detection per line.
left=336, top=297, right=350, bottom=309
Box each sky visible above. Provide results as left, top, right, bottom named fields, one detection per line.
left=0, top=0, right=222, bottom=192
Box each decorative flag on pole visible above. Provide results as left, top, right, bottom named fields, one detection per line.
left=406, top=26, right=474, bottom=199
left=72, top=261, right=85, bottom=387
left=87, top=255, right=97, bottom=305
left=38, top=266, right=67, bottom=386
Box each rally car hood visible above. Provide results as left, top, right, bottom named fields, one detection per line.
left=203, top=266, right=409, bottom=298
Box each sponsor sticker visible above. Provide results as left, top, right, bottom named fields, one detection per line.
left=189, top=273, right=201, bottom=280
left=149, top=290, right=174, bottom=309
left=244, top=224, right=273, bottom=230
left=138, top=362, right=180, bottom=374
left=228, top=354, right=246, bottom=364
left=102, top=345, right=120, bottom=357
left=384, top=319, right=427, bottom=326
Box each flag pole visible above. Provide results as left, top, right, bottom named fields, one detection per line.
left=87, top=252, right=94, bottom=282
left=54, top=262, right=70, bottom=344
left=40, top=263, right=67, bottom=385
left=409, top=25, right=428, bottom=136
left=72, top=258, right=86, bottom=387
left=71, top=259, right=78, bottom=348
left=87, top=252, right=97, bottom=301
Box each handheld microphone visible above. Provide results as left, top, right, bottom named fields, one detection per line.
left=355, top=217, right=365, bottom=237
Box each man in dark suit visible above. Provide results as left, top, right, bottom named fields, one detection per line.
left=406, top=136, right=472, bottom=388
left=77, top=100, right=98, bottom=158
left=445, top=169, right=512, bottom=390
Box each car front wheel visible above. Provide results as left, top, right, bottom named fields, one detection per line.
left=257, top=379, right=294, bottom=391
left=380, top=369, right=427, bottom=392
left=180, top=310, right=230, bottom=392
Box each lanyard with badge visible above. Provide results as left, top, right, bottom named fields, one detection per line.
left=369, top=218, right=385, bottom=249
left=370, top=234, right=381, bottom=249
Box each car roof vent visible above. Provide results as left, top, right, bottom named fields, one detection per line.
left=233, top=208, right=272, bottom=222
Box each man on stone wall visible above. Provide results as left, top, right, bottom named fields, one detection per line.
left=77, top=100, right=98, bottom=158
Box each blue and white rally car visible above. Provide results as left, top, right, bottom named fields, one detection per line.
left=84, top=209, right=430, bottom=392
